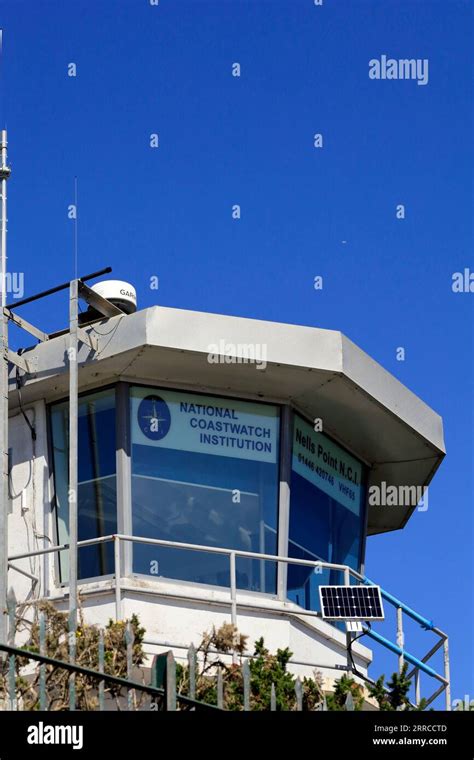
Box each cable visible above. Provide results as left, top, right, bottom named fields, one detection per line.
left=347, top=622, right=377, bottom=686
left=15, top=349, right=36, bottom=441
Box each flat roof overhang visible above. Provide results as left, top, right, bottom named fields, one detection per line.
left=9, top=305, right=445, bottom=536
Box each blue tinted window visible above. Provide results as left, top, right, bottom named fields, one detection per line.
left=288, top=415, right=365, bottom=611
left=50, top=389, right=117, bottom=581
left=130, top=387, right=280, bottom=592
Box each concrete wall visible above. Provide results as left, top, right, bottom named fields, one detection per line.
left=47, top=580, right=372, bottom=683
left=8, top=400, right=56, bottom=603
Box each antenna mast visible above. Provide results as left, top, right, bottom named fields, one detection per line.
left=0, top=128, right=11, bottom=648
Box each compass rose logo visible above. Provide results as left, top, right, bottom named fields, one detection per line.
left=137, top=395, right=171, bottom=440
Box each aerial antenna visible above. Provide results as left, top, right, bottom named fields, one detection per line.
left=73, top=176, right=78, bottom=279
left=0, top=25, right=11, bottom=646
left=0, top=30, right=3, bottom=118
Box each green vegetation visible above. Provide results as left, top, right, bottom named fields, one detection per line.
left=0, top=610, right=426, bottom=711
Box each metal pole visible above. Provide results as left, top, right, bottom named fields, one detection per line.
left=230, top=552, right=237, bottom=627
left=6, top=266, right=112, bottom=310
left=344, top=568, right=351, bottom=673
left=114, top=535, right=122, bottom=620
left=277, top=405, right=292, bottom=602
left=98, top=630, right=105, bottom=711
left=68, top=279, right=79, bottom=636
left=229, top=551, right=237, bottom=665
left=414, top=669, right=420, bottom=707
left=116, top=383, right=132, bottom=577
left=396, top=606, right=404, bottom=673
left=125, top=622, right=134, bottom=711
left=0, top=129, right=10, bottom=651
left=443, top=638, right=451, bottom=710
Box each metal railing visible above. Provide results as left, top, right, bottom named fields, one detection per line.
left=0, top=630, right=346, bottom=712
left=0, top=641, right=221, bottom=712
left=7, top=533, right=451, bottom=710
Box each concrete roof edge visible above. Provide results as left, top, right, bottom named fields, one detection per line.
left=340, top=333, right=445, bottom=455
left=144, top=305, right=345, bottom=373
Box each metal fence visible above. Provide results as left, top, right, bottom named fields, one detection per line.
left=6, top=533, right=451, bottom=710
left=0, top=595, right=221, bottom=712
left=148, top=647, right=333, bottom=712
left=0, top=597, right=338, bottom=712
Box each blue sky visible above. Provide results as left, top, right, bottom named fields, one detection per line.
left=1, top=0, right=472, bottom=706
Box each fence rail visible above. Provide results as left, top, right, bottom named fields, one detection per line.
left=0, top=640, right=221, bottom=712
left=6, top=532, right=450, bottom=710
left=0, top=632, right=334, bottom=712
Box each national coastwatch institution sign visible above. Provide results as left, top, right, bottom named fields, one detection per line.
left=132, top=387, right=279, bottom=464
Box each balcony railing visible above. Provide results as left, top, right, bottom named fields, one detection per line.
left=7, top=533, right=451, bottom=710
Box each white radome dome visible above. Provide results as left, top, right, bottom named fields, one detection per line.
left=90, top=280, right=137, bottom=314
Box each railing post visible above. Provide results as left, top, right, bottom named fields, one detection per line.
left=114, top=535, right=122, bottom=621
left=217, top=666, right=224, bottom=709
left=295, top=676, right=303, bottom=711
left=270, top=682, right=276, bottom=711
left=165, top=651, right=176, bottom=711
left=229, top=551, right=237, bottom=664
left=259, top=519, right=265, bottom=593
left=68, top=609, right=76, bottom=711
left=396, top=607, right=404, bottom=673
left=7, top=588, right=16, bottom=710
left=345, top=691, right=354, bottom=711
left=125, top=622, right=135, bottom=711
left=242, top=659, right=250, bottom=711
left=277, top=405, right=292, bottom=602
left=414, top=668, right=420, bottom=707
left=188, top=643, right=196, bottom=701
left=443, top=638, right=451, bottom=711
left=344, top=568, right=351, bottom=673
left=229, top=552, right=237, bottom=626
left=39, top=611, right=46, bottom=710
left=98, top=629, right=105, bottom=712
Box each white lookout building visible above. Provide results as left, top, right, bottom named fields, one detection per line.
left=5, top=280, right=450, bottom=708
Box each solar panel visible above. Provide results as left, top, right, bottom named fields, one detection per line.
left=319, top=585, right=385, bottom=621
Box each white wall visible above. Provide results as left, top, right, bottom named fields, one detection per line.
left=8, top=400, right=56, bottom=605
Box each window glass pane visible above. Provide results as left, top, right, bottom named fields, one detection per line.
left=288, top=414, right=365, bottom=611
left=130, top=387, right=280, bottom=592
left=50, top=389, right=117, bottom=581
